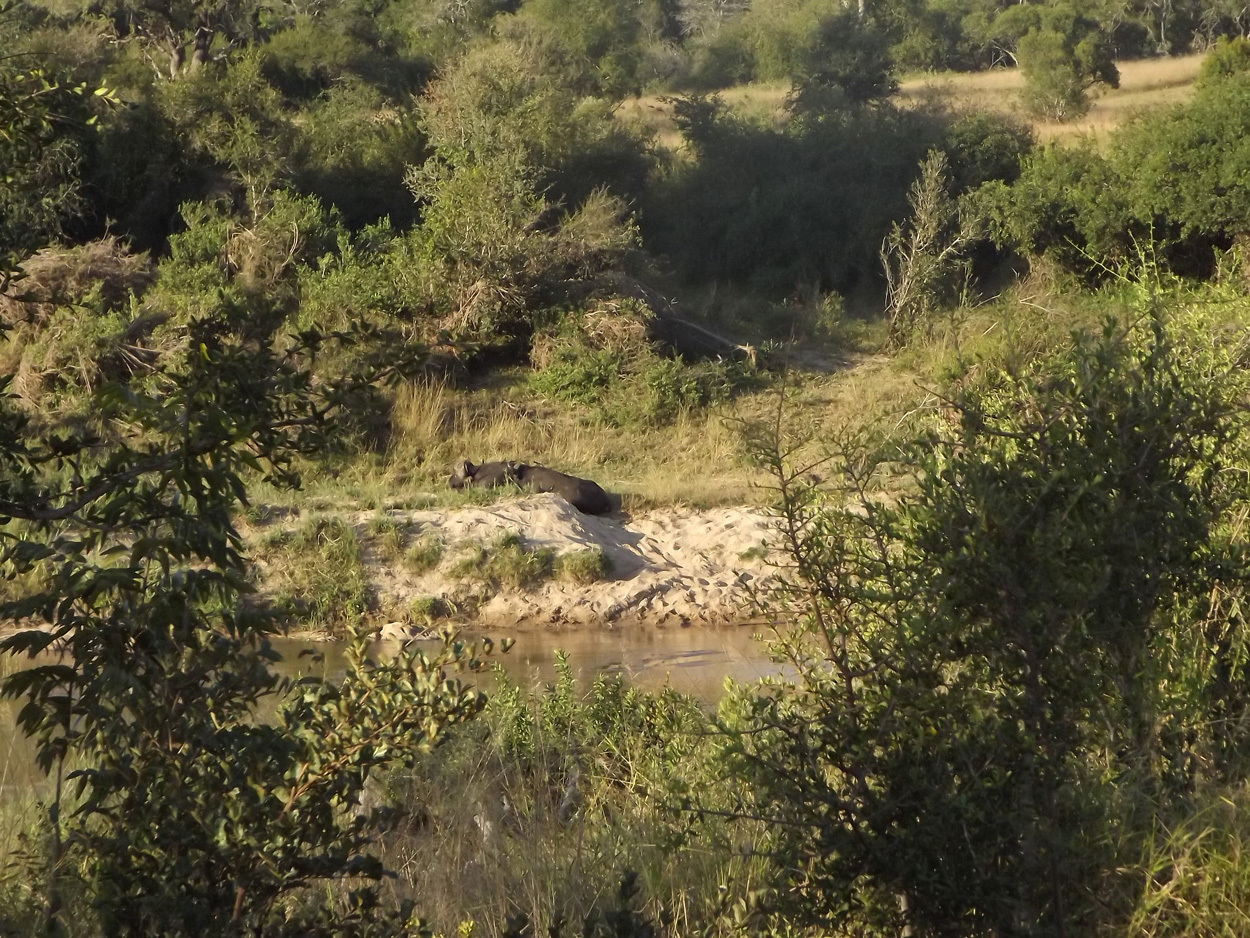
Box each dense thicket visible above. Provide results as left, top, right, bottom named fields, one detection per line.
left=979, top=39, right=1250, bottom=279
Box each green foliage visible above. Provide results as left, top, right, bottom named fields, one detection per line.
left=510, top=0, right=644, bottom=97
left=258, top=517, right=373, bottom=630
left=556, top=547, right=612, bottom=584
left=989, top=66, right=1250, bottom=276
left=975, top=140, right=1135, bottom=272
left=651, top=95, right=944, bottom=293
left=394, top=652, right=731, bottom=936
left=452, top=530, right=556, bottom=589
left=0, top=294, right=488, bottom=933
left=154, top=53, right=294, bottom=203
left=727, top=305, right=1250, bottom=935
left=0, top=60, right=108, bottom=281
left=405, top=535, right=445, bottom=574
left=293, top=78, right=427, bottom=229
left=940, top=110, right=1035, bottom=192
left=997, top=3, right=1121, bottom=121
left=146, top=190, right=347, bottom=331
left=1124, top=787, right=1250, bottom=936
left=414, top=41, right=651, bottom=209
left=883, top=150, right=980, bottom=348
left=1197, top=35, right=1250, bottom=86
left=530, top=311, right=749, bottom=426
left=789, top=7, right=898, bottom=111
left=1116, top=69, right=1250, bottom=243
left=735, top=0, right=843, bottom=83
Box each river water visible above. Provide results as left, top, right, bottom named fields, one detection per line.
left=0, top=625, right=781, bottom=795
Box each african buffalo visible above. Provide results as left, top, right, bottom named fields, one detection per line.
left=449, top=459, right=612, bottom=515
left=448, top=459, right=518, bottom=490
left=512, top=463, right=612, bottom=515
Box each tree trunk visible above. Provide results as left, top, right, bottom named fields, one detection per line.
left=190, top=26, right=213, bottom=69
left=167, top=42, right=184, bottom=78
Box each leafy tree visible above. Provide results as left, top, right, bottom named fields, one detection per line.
left=73, top=0, right=270, bottom=79
left=154, top=52, right=294, bottom=206
left=1004, top=3, right=1120, bottom=120
left=509, top=0, right=644, bottom=97
left=1196, top=33, right=1250, bottom=84
left=973, top=140, right=1135, bottom=273
left=1114, top=68, right=1250, bottom=258
left=0, top=60, right=113, bottom=286
left=789, top=6, right=898, bottom=110
left=724, top=307, right=1250, bottom=935
left=0, top=299, right=494, bottom=933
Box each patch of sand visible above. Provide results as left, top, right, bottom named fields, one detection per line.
left=345, top=494, right=780, bottom=634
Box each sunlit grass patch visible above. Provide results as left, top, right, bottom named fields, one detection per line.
left=254, top=516, right=372, bottom=632
left=556, top=548, right=612, bottom=584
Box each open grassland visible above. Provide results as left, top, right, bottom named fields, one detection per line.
left=899, top=52, right=1206, bottom=142
left=622, top=53, right=1206, bottom=151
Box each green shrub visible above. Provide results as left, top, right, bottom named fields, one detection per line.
left=407, top=595, right=447, bottom=623
left=1196, top=35, right=1250, bottom=88
left=393, top=654, right=739, bottom=936
left=293, top=78, right=426, bottom=229
left=405, top=535, right=444, bottom=574
left=450, top=532, right=556, bottom=589
left=556, top=548, right=612, bottom=584
left=728, top=305, right=1250, bottom=934
left=258, top=516, right=372, bottom=629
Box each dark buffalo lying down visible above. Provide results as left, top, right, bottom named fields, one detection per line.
left=449, top=459, right=612, bottom=515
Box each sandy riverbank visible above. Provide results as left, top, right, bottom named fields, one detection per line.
left=276, top=494, right=783, bottom=638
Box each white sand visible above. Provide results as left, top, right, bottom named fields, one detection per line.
left=345, top=494, right=780, bottom=635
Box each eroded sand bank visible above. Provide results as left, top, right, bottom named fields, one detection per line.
left=333, top=494, right=781, bottom=635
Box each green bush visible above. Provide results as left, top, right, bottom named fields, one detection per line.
left=1197, top=35, right=1250, bottom=88
left=647, top=95, right=946, bottom=294
left=530, top=317, right=749, bottom=427
left=727, top=305, right=1250, bottom=935
left=556, top=548, right=612, bottom=584
left=0, top=304, right=477, bottom=934
left=293, top=78, right=427, bottom=229
left=394, top=654, right=737, bottom=936
left=258, top=516, right=373, bottom=629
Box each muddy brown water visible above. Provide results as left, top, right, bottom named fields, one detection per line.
left=0, top=625, right=781, bottom=795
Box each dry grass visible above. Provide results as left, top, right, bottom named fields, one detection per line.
left=620, top=54, right=1206, bottom=153
left=899, top=53, right=1206, bottom=143
left=0, top=237, right=153, bottom=325
left=380, top=378, right=765, bottom=509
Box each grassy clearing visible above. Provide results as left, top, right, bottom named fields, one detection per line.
left=622, top=54, right=1206, bottom=155
left=245, top=276, right=1142, bottom=518
left=254, top=376, right=769, bottom=514
left=899, top=53, right=1205, bottom=143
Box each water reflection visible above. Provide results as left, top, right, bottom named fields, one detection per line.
left=277, top=625, right=780, bottom=699
left=0, top=625, right=783, bottom=793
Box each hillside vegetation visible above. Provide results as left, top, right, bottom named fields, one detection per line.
left=7, top=0, right=1250, bottom=935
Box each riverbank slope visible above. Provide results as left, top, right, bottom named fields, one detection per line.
left=249, top=494, right=781, bottom=637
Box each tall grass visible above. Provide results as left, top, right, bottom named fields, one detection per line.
left=386, top=379, right=762, bottom=509
left=376, top=656, right=760, bottom=937
left=252, top=516, right=372, bottom=632
left=1123, top=788, right=1250, bottom=936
